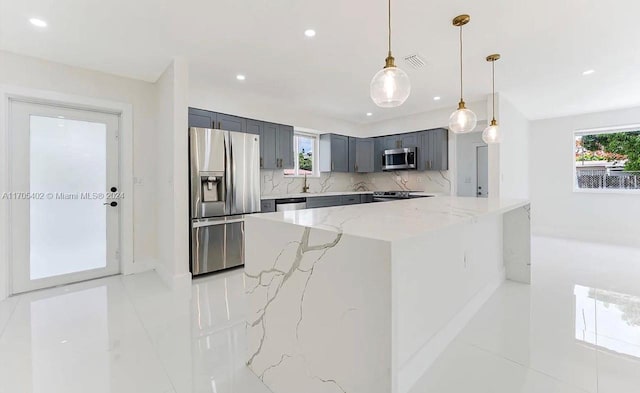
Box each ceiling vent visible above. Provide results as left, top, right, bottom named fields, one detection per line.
left=403, top=53, right=427, bottom=69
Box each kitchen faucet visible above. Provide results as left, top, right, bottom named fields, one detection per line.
left=302, top=173, right=310, bottom=193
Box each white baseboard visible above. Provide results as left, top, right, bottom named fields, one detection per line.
left=398, top=273, right=505, bottom=393
left=533, top=225, right=640, bottom=248
left=123, top=257, right=156, bottom=275
left=155, top=263, right=192, bottom=290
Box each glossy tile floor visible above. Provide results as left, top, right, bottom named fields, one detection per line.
left=1, top=236, right=640, bottom=393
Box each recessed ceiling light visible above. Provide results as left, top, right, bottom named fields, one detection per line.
left=236, top=74, right=246, bottom=81
left=304, top=29, right=316, bottom=38
left=433, top=96, right=441, bottom=101
left=366, top=112, right=373, bottom=117
left=582, top=69, right=595, bottom=76
left=29, top=18, right=47, bottom=28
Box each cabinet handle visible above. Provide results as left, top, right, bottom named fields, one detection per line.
left=332, top=162, right=335, bottom=171
left=355, top=164, right=358, bottom=172
left=260, top=157, right=264, bottom=168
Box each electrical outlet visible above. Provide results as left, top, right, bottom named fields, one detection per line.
left=396, top=176, right=401, bottom=182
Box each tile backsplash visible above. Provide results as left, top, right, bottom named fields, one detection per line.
left=261, top=170, right=451, bottom=196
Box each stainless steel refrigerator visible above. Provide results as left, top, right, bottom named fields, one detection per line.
left=189, top=127, right=260, bottom=276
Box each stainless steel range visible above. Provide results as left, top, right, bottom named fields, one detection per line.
left=189, top=127, right=261, bottom=276
left=372, top=191, right=432, bottom=202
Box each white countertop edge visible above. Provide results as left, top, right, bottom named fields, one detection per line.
left=247, top=197, right=529, bottom=242
left=260, top=191, right=443, bottom=200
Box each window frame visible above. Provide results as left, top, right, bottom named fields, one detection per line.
left=573, top=124, right=640, bottom=194
left=284, top=130, right=320, bottom=178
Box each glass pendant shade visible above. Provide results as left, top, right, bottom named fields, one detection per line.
left=448, top=107, right=477, bottom=133
left=370, top=66, right=411, bottom=108
left=482, top=122, right=501, bottom=144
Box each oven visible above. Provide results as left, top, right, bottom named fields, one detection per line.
left=382, top=147, right=417, bottom=171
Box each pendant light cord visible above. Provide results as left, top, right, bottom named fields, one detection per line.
left=388, top=0, right=392, bottom=55
left=492, top=59, right=496, bottom=121
left=459, top=25, right=463, bottom=102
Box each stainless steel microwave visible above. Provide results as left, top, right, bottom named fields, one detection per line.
left=382, top=147, right=417, bottom=171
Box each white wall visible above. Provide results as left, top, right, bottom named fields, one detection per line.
left=155, top=59, right=191, bottom=289
left=0, top=51, right=159, bottom=299
left=530, top=106, right=640, bottom=247
left=189, top=82, right=358, bottom=135
left=495, top=94, right=530, bottom=199
left=356, top=100, right=488, bottom=137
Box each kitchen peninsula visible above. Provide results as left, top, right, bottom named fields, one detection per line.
left=244, top=196, right=531, bottom=393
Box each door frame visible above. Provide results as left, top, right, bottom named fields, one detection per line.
left=0, top=85, right=134, bottom=299
left=475, top=144, right=489, bottom=198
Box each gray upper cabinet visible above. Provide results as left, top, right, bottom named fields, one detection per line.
left=277, top=125, right=294, bottom=169
left=217, top=113, right=246, bottom=132
left=418, top=128, right=449, bottom=171
left=261, top=123, right=294, bottom=170
left=348, top=137, right=357, bottom=173
left=320, top=134, right=349, bottom=172
left=374, top=137, right=385, bottom=172
left=246, top=119, right=262, bottom=136
left=260, top=123, right=278, bottom=169
left=188, top=108, right=216, bottom=129
left=383, top=132, right=419, bottom=150
left=355, top=138, right=374, bottom=173
left=399, top=132, right=419, bottom=149
left=188, top=108, right=246, bottom=132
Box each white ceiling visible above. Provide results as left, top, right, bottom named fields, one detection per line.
left=2, top=0, right=640, bottom=124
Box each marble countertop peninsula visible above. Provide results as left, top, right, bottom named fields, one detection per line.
left=250, top=196, right=529, bottom=242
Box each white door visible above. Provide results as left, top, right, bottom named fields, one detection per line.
left=9, top=101, right=120, bottom=293
left=476, top=145, right=489, bottom=198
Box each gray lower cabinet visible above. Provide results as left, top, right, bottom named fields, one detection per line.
left=271, top=193, right=372, bottom=209
left=340, top=194, right=361, bottom=205
left=306, top=196, right=342, bottom=209
left=355, top=138, right=374, bottom=173
left=261, top=199, right=276, bottom=213
left=418, top=128, right=449, bottom=171
left=320, top=134, right=350, bottom=172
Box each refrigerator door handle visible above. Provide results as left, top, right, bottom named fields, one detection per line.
left=224, top=131, right=233, bottom=214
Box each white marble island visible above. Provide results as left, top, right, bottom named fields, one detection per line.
left=245, top=197, right=531, bottom=393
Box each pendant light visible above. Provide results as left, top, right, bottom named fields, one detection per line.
left=448, top=14, right=477, bottom=133
left=482, top=54, right=501, bottom=144
left=370, top=0, right=411, bottom=108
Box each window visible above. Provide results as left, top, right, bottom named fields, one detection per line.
left=574, top=127, right=640, bottom=191
left=284, top=131, right=319, bottom=177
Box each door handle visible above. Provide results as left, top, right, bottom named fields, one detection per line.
left=104, top=201, right=118, bottom=207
